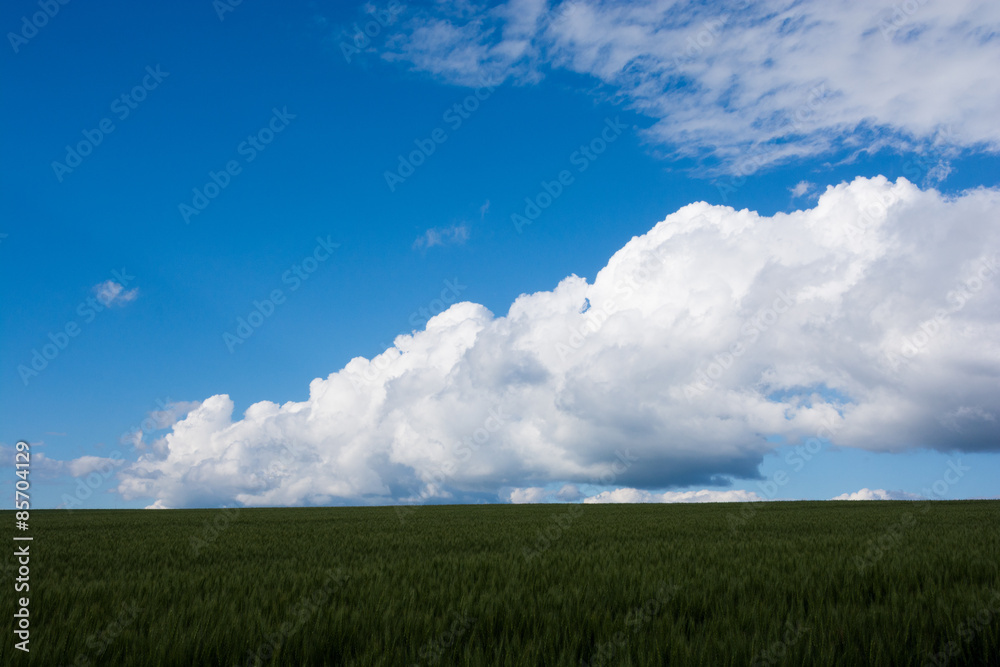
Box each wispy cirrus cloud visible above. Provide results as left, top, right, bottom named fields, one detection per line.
left=380, top=0, right=1000, bottom=173
left=412, top=222, right=470, bottom=250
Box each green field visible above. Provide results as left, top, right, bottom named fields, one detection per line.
left=3, top=501, right=999, bottom=666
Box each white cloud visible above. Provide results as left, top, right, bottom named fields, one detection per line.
left=119, top=400, right=201, bottom=451
left=925, top=160, right=954, bottom=185
left=790, top=181, right=815, bottom=198
left=412, top=223, right=470, bottom=250
left=117, top=176, right=1000, bottom=508
left=148, top=401, right=201, bottom=429
left=507, top=486, right=550, bottom=503
left=832, top=488, right=922, bottom=501
left=504, top=485, right=763, bottom=503
left=583, top=487, right=763, bottom=503
left=383, top=0, right=550, bottom=85
left=556, top=483, right=582, bottom=501
left=67, top=455, right=122, bottom=478
left=94, top=280, right=138, bottom=307
left=382, top=0, right=1000, bottom=172
left=0, top=447, right=63, bottom=478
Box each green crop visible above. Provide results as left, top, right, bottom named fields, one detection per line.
left=2, top=500, right=998, bottom=666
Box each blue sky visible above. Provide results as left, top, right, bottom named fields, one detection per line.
left=2, top=0, right=999, bottom=509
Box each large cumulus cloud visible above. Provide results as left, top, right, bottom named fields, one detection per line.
left=117, top=177, right=1000, bottom=508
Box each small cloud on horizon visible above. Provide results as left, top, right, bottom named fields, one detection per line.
left=505, top=486, right=765, bottom=504
left=583, top=488, right=765, bottom=504
left=556, top=484, right=582, bottom=502
left=832, top=488, right=923, bottom=501
left=507, top=487, right=549, bottom=504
